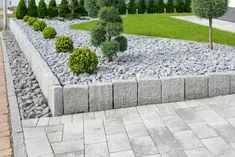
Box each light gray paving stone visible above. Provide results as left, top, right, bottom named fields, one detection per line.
left=157, top=103, right=177, bottom=115
left=208, top=73, right=230, bottom=97
left=64, top=85, right=88, bottom=114
left=186, top=100, right=200, bottom=108
left=211, top=124, right=235, bottom=143
left=207, top=103, right=235, bottom=118
left=24, top=127, right=46, bottom=139
left=174, top=107, right=203, bottom=123
left=230, top=142, right=235, bottom=149
left=110, top=150, right=135, bottom=157
left=161, top=77, right=184, bottom=103
left=157, top=143, right=187, bottom=157
left=107, top=133, right=132, bottom=153
left=25, top=135, right=53, bottom=157
left=85, top=143, right=109, bottom=157
left=140, top=113, right=165, bottom=129
left=188, top=122, right=218, bottom=139
left=37, top=117, right=50, bottom=127
left=125, top=107, right=139, bottom=115
left=113, top=79, right=138, bottom=108
left=72, top=114, right=83, bottom=123
left=141, top=155, right=161, bottom=157
left=84, top=120, right=106, bottom=144
left=61, top=115, right=72, bottom=124
left=137, top=78, right=161, bottom=105
left=104, top=119, right=126, bottom=135
left=63, top=123, right=83, bottom=142
left=55, top=152, right=83, bottom=157
left=115, top=108, right=128, bottom=117
left=184, top=147, right=213, bottom=157
left=172, top=102, right=189, bottom=109
left=174, top=130, right=203, bottom=150
left=161, top=114, right=188, bottom=132
left=41, top=153, right=54, bottom=157
left=148, top=127, right=177, bottom=146
left=52, top=140, right=84, bottom=155
left=84, top=112, right=95, bottom=121
left=47, top=131, right=63, bottom=143
left=137, top=105, right=159, bottom=114
left=95, top=111, right=106, bottom=120
left=22, top=119, right=38, bottom=128
left=44, top=125, right=64, bottom=133
left=105, top=110, right=118, bottom=119
left=226, top=117, right=235, bottom=128
left=49, top=117, right=61, bottom=125
left=89, top=82, right=113, bottom=111
left=185, top=75, right=208, bottom=100
left=202, top=137, right=235, bottom=157
left=130, top=136, right=159, bottom=157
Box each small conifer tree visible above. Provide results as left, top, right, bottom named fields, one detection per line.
left=48, top=0, right=58, bottom=17
left=166, top=0, right=174, bottom=13
left=28, top=0, right=38, bottom=17
left=156, top=0, right=164, bottom=13
left=118, top=0, right=127, bottom=14
left=128, top=0, right=136, bottom=14
left=147, top=0, right=156, bottom=13
left=38, top=0, right=48, bottom=18
left=138, top=0, right=146, bottom=14
left=16, top=0, right=28, bottom=19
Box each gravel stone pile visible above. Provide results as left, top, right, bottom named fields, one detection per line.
left=16, top=19, right=235, bottom=85
left=3, top=30, right=52, bottom=119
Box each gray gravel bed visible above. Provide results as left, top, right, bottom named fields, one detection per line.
left=15, top=19, right=235, bottom=85
left=3, top=30, right=52, bottom=119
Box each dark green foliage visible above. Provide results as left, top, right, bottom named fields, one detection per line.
left=27, top=17, right=38, bottom=25
left=128, top=0, right=136, bottom=14
left=28, top=0, right=38, bottom=17
left=176, top=0, right=185, bottom=13
left=114, top=36, right=127, bottom=51
left=38, top=0, right=48, bottom=18
left=23, top=15, right=30, bottom=22
left=78, top=0, right=87, bottom=15
left=147, top=0, right=156, bottom=13
left=101, top=40, right=120, bottom=60
left=98, top=0, right=119, bottom=7
left=16, top=0, right=28, bottom=19
left=55, top=36, right=74, bottom=53
left=166, top=0, right=174, bottom=13
left=33, top=20, right=47, bottom=31
left=84, top=0, right=99, bottom=17
left=184, top=0, right=191, bottom=12
left=68, top=47, right=98, bottom=74
left=99, top=7, right=122, bottom=23
left=156, top=0, right=164, bottom=13
left=43, top=27, right=57, bottom=39
left=48, top=0, right=58, bottom=17
left=91, top=23, right=106, bottom=47
left=138, top=0, right=146, bottom=14
left=105, top=22, right=123, bottom=37
left=59, top=0, right=70, bottom=17
left=70, top=0, right=80, bottom=18
left=118, top=0, right=126, bottom=15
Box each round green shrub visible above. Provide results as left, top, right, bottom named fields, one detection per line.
left=23, top=15, right=30, bottom=22
left=27, top=17, right=38, bottom=25
left=43, top=27, right=57, bottom=39
left=101, top=40, right=120, bottom=61
left=33, top=20, right=47, bottom=31
left=55, top=36, right=74, bottom=53
left=68, top=47, right=98, bottom=74
left=114, top=36, right=127, bottom=52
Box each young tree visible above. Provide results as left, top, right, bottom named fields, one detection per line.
left=28, top=0, right=38, bottom=17
left=184, top=0, right=191, bottom=12
left=70, top=0, right=79, bottom=18
left=156, top=0, right=164, bottom=13
left=98, top=0, right=119, bottom=7
left=147, top=0, right=156, bottom=13
left=38, top=0, right=48, bottom=18
left=90, top=7, right=127, bottom=61
left=175, top=0, right=184, bottom=13
left=58, top=0, right=70, bottom=17
left=78, top=0, right=87, bottom=15
left=16, top=0, right=28, bottom=19
left=84, top=0, right=99, bottom=17
left=138, top=0, right=146, bottom=14
left=118, top=0, right=127, bottom=14
left=192, top=0, right=228, bottom=49
left=48, top=0, right=58, bottom=17
left=166, top=0, right=174, bottom=13
left=128, top=0, right=136, bottom=14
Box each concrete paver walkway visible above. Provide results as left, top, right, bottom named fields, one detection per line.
left=173, top=16, right=235, bottom=33
left=22, top=94, right=235, bottom=157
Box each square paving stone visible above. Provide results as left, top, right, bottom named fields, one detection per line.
left=130, top=136, right=159, bottom=157
left=37, top=117, right=50, bottom=127
left=157, top=143, right=187, bottom=157
left=49, top=117, right=61, bottom=125
left=52, top=140, right=84, bottom=155
left=207, top=103, right=235, bottom=118
left=104, top=119, right=126, bottom=135
left=184, top=147, right=213, bottom=157
left=47, top=131, right=63, bottom=143
left=24, top=127, right=46, bottom=139
left=85, top=143, right=109, bottom=157
left=44, top=125, right=64, bottom=133
left=107, top=133, right=131, bottom=153
left=61, top=115, right=72, bottom=124
left=162, top=115, right=188, bottom=132
left=211, top=124, right=235, bottom=143
left=63, top=123, right=83, bottom=142
left=110, top=150, right=135, bottom=157
left=156, top=103, right=177, bottom=115
left=140, top=113, right=165, bottom=129
left=55, top=152, right=83, bottom=157
left=174, top=107, right=203, bottom=123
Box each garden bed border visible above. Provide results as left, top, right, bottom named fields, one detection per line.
left=9, top=19, right=235, bottom=116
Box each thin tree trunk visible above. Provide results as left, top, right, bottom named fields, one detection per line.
left=209, top=17, right=213, bottom=50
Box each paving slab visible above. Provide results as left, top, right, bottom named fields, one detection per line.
left=107, top=133, right=131, bottom=153
left=184, top=147, right=213, bottom=157
left=85, top=143, right=109, bottom=157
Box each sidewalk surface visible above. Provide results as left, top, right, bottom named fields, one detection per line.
left=22, top=94, right=235, bottom=157
left=173, top=16, right=235, bottom=33
left=0, top=37, right=13, bottom=156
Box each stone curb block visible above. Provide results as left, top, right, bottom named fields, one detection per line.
left=89, top=82, right=113, bottom=112
left=185, top=75, right=208, bottom=100
left=113, top=79, right=138, bottom=109
left=63, top=85, right=89, bottom=114
left=229, top=72, right=235, bottom=94
left=9, top=20, right=63, bottom=116
left=137, top=78, right=161, bottom=106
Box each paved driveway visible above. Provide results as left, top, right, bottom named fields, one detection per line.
left=22, top=94, right=235, bottom=157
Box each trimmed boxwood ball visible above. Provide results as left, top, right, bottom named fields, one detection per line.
left=43, top=27, right=57, bottom=39
left=55, top=36, right=74, bottom=53
left=27, top=17, right=38, bottom=25
left=33, top=20, right=47, bottom=31
left=23, top=15, right=30, bottom=22
left=68, top=47, right=98, bottom=74
left=101, top=40, right=120, bottom=61
left=114, top=36, right=127, bottom=52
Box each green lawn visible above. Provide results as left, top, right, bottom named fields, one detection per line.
left=70, top=13, right=235, bottom=46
